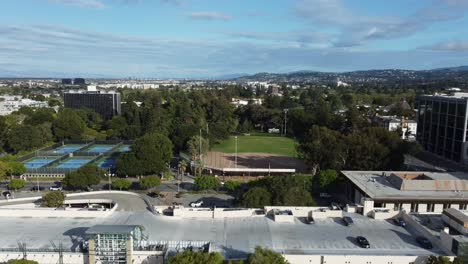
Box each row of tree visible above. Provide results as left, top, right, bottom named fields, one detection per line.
left=166, top=246, right=289, bottom=264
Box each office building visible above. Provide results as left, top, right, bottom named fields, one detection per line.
left=342, top=170, right=468, bottom=215
left=73, top=78, right=86, bottom=85
left=415, top=93, right=468, bottom=164
left=64, top=88, right=121, bottom=119
left=61, top=78, right=72, bottom=85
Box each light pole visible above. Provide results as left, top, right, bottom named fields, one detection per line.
left=283, top=109, right=289, bottom=136
left=235, top=136, right=238, bottom=168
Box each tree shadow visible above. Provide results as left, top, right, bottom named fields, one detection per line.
left=220, top=245, right=249, bottom=259
left=63, top=227, right=89, bottom=252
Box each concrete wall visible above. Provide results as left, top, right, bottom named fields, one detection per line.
left=172, top=206, right=213, bottom=218
left=0, top=199, right=117, bottom=218
left=273, top=214, right=294, bottom=223
left=214, top=208, right=259, bottom=218
left=0, top=252, right=88, bottom=264
left=311, top=209, right=343, bottom=219
left=401, top=213, right=453, bottom=255
left=369, top=209, right=399, bottom=219
left=264, top=206, right=315, bottom=218
left=442, top=214, right=468, bottom=235
left=132, top=251, right=164, bottom=264
left=283, top=255, right=448, bottom=264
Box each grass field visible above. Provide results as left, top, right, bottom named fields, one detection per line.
left=211, top=135, right=297, bottom=157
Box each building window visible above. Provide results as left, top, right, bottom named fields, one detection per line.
left=427, top=204, right=435, bottom=212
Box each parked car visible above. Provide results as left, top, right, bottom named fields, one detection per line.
left=416, top=236, right=432, bottom=249
left=2, top=191, right=12, bottom=198
left=189, top=200, right=204, bottom=207
left=86, top=186, right=94, bottom=192
left=343, top=216, right=354, bottom=226
left=30, top=186, right=45, bottom=191
left=393, top=218, right=406, bottom=227
left=319, top=193, right=333, bottom=198
left=49, top=186, right=62, bottom=191
left=356, top=236, right=370, bottom=248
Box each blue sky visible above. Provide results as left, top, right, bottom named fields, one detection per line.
left=1, top=0, right=468, bottom=78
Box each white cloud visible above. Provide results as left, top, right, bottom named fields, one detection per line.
left=49, top=0, right=106, bottom=8
left=422, top=40, right=468, bottom=51
left=186, top=12, right=232, bottom=21
left=295, top=0, right=468, bottom=47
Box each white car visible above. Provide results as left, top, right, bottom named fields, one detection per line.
left=49, top=187, right=62, bottom=191
left=189, top=200, right=204, bottom=207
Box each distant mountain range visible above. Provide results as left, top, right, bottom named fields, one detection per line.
left=232, top=66, right=468, bottom=83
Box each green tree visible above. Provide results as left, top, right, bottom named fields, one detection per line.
left=52, top=108, right=86, bottom=140
left=116, top=152, right=143, bottom=177
left=112, top=178, right=132, bottom=190
left=139, top=176, right=161, bottom=190
left=166, top=250, right=223, bottom=264
left=0, top=161, right=8, bottom=180
left=41, top=191, right=66, bottom=208
left=194, top=175, right=219, bottom=190
left=282, top=187, right=316, bottom=206
left=317, top=169, right=338, bottom=189
left=247, top=246, right=289, bottom=264
left=240, top=187, right=271, bottom=208
left=6, top=125, right=44, bottom=153
left=297, top=126, right=345, bottom=175
left=187, top=135, right=209, bottom=161
left=224, top=180, right=241, bottom=192
left=131, top=133, right=173, bottom=175
left=7, top=260, right=39, bottom=264
left=8, top=179, right=26, bottom=191
left=62, top=166, right=101, bottom=190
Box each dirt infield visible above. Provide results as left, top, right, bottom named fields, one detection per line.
left=204, top=151, right=308, bottom=173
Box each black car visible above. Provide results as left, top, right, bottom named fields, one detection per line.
left=393, top=218, right=406, bottom=227
left=343, top=216, right=354, bottom=226
left=30, top=186, right=45, bottom=191
left=356, top=236, right=370, bottom=248
left=416, top=236, right=433, bottom=249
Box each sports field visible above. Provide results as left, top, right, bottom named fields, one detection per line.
left=211, top=135, right=297, bottom=157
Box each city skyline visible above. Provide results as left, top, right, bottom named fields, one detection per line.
left=1, top=0, right=468, bottom=78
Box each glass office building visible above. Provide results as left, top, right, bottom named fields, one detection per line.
left=64, top=91, right=121, bottom=120
left=416, top=93, right=468, bottom=163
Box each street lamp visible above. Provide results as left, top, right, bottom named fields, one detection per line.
left=234, top=136, right=238, bottom=168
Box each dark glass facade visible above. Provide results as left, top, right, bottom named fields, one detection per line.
left=64, top=91, right=121, bottom=120
left=416, top=95, right=468, bottom=163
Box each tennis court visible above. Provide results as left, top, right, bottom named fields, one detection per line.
left=118, top=145, right=130, bottom=152
left=55, top=158, right=92, bottom=169
left=86, top=145, right=115, bottom=153
left=24, top=158, right=57, bottom=169
left=97, top=158, right=116, bottom=169
left=53, top=145, right=85, bottom=154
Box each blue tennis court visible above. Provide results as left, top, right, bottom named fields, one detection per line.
left=24, top=158, right=57, bottom=169
left=86, top=145, right=114, bottom=153
left=56, top=158, right=92, bottom=169
left=97, top=158, right=116, bottom=169
left=53, top=145, right=84, bottom=154
left=119, top=145, right=130, bottom=152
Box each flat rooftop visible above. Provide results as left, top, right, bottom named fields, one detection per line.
left=0, top=211, right=444, bottom=258
left=342, top=171, right=468, bottom=201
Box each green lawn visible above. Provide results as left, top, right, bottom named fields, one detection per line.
left=211, top=135, right=297, bottom=157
